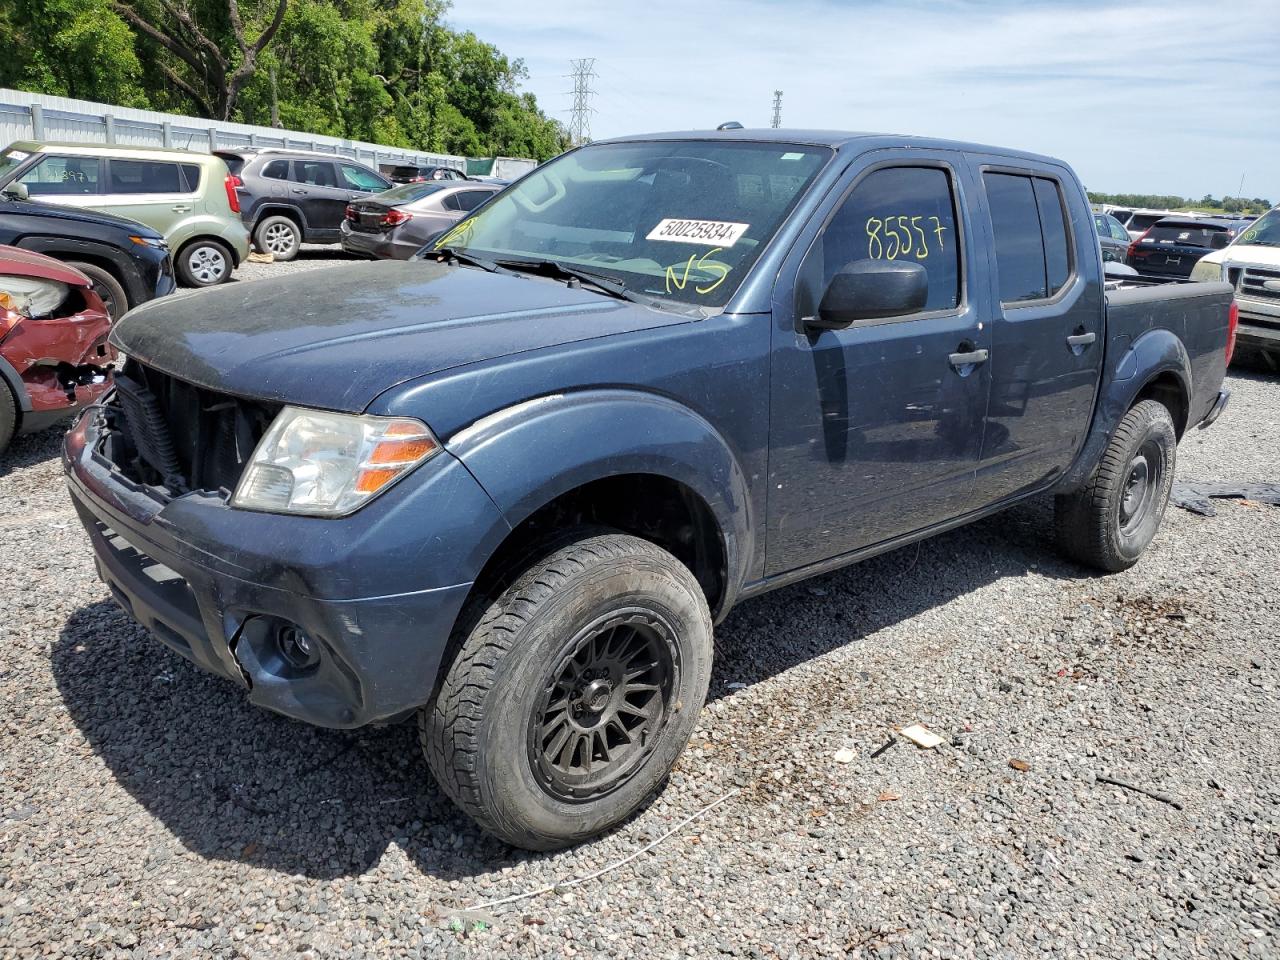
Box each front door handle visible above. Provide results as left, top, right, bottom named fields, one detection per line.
left=291, top=188, right=309, bottom=195
left=1067, top=330, right=1097, bottom=354
left=948, top=347, right=989, bottom=370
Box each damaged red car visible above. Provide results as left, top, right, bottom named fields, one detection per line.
left=0, top=246, right=115, bottom=454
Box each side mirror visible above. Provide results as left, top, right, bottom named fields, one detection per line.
left=812, top=259, right=928, bottom=329
left=2, top=181, right=28, bottom=201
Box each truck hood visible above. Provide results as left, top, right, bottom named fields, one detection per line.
left=110, top=259, right=691, bottom=411
left=1200, top=243, right=1280, bottom=269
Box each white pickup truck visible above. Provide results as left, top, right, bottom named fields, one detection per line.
left=1192, top=206, right=1280, bottom=367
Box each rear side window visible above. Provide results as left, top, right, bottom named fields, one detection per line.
left=984, top=172, right=1073, bottom=304
left=291, top=160, right=336, bottom=187
left=262, top=159, right=290, bottom=180
left=447, top=189, right=492, bottom=212
left=18, top=155, right=100, bottom=195
left=179, top=164, right=201, bottom=192
left=108, top=160, right=183, bottom=194
left=822, top=165, right=961, bottom=313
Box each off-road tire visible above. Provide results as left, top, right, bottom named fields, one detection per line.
left=1055, top=399, right=1177, bottom=572
left=0, top=382, right=16, bottom=454
left=254, top=215, right=301, bottom=262
left=420, top=532, right=713, bottom=850
left=66, top=260, right=128, bottom=320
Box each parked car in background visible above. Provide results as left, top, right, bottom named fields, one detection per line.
left=1, top=246, right=115, bottom=453
left=214, top=149, right=390, bottom=261
left=1093, top=212, right=1131, bottom=263
left=0, top=141, right=248, bottom=288
left=1127, top=216, right=1233, bottom=279
left=65, top=129, right=1233, bottom=851
left=1114, top=208, right=1179, bottom=241
left=1192, top=205, right=1280, bottom=367
left=340, top=181, right=502, bottom=260
left=0, top=187, right=174, bottom=319
left=384, top=164, right=469, bottom=184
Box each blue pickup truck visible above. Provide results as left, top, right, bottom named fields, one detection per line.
left=63, top=129, right=1235, bottom=849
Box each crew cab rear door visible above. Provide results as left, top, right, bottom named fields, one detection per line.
left=765, top=150, right=991, bottom=575
left=966, top=159, right=1104, bottom=501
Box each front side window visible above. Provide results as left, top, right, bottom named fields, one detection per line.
left=339, top=163, right=386, bottom=191
left=108, top=159, right=183, bottom=194
left=984, top=172, right=1073, bottom=304
left=432, top=139, right=831, bottom=308
left=19, top=155, right=100, bottom=195
left=821, top=165, right=961, bottom=313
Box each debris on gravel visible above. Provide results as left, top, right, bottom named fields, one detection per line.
left=2, top=369, right=1278, bottom=959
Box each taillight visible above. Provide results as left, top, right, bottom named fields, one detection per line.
left=380, top=209, right=412, bottom=227
left=1127, top=228, right=1151, bottom=260
left=344, top=204, right=357, bottom=221
left=224, top=174, right=242, bottom=214
left=1226, top=300, right=1239, bottom=365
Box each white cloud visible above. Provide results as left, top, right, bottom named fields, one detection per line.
left=450, top=0, right=1280, bottom=200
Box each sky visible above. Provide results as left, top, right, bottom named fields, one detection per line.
left=450, top=0, right=1280, bottom=202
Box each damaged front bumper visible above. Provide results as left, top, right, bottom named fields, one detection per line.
left=62, top=406, right=497, bottom=729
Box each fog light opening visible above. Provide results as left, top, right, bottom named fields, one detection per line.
left=276, top=624, right=320, bottom=670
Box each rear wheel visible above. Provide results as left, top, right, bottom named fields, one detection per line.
left=176, top=239, right=233, bottom=287
left=421, top=532, right=713, bottom=850
left=254, top=215, right=301, bottom=262
left=65, top=261, right=128, bottom=320
left=1055, top=399, right=1177, bottom=572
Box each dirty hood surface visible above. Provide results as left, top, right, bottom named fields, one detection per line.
left=111, top=259, right=690, bottom=412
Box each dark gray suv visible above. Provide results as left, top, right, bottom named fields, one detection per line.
left=215, top=150, right=390, bottom=261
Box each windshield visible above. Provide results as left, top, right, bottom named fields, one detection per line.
left=0, top=148, right=32, bottom=183
left=1236, top=209, right=1280, bottom=247
left=373, top=182, right=449, bottom=205
left=431, top=139, right=832, bottom=308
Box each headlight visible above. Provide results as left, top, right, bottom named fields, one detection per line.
left=129, top=235, right=168, bottom=249
left=0, top=274, right=70, bottom=318
left=232, top=408, right=440, bottom=516
left=1189, top=259, right=1226, bottom=283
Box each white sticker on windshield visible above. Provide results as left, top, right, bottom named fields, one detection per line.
left=646, top=218, right=749, bottom=247
left=780, top=152, right=805, bottom=161
left=6, top=150, right=29, bottom=162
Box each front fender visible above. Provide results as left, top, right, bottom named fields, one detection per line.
left=1056, top=327, right=1192, bottom=492
left=445, top=390, right=754, bottom=609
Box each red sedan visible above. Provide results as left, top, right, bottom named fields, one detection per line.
left=1, top=246, right=115, bottom=454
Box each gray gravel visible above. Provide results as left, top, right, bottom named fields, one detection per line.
left=1, top=267, right=1278, bottom=957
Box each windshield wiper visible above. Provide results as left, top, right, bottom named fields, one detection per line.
left=434, top=246, right=509, bottom=273
left=493, top=257, right=649, bottom=304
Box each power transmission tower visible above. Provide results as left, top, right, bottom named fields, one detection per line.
left=568, top=59, right=597, bottom=146
left=771, top=90, right=783, bottom=128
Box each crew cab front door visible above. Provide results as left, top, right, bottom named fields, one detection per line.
left=765, top=156, right=991, bottom=575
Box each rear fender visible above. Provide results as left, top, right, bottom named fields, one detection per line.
left=445, top=389, right=754, bottom=611
left=1055, top=327, right=1192, bottom=492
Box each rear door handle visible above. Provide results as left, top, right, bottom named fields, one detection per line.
left=171, top=204, right=192, bottom=213
left=291, top=188, right=309, bottom=195
left=948, top=348, right=989, bottom=369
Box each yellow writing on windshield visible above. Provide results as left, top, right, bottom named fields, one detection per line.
left=434, top=219, right=475, bottom=250
left=665, top=248, right=730, bottom=295
left=865, top=214, right=949, bottom=261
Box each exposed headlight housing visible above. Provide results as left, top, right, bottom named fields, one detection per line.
left=0, top=274, right=70, bottom=318
left=232, top=408, right=440, bottom=516
left=1189, top=258, right=1226, bottom=283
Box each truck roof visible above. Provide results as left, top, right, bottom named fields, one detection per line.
left=596, top=128, right=1068, bottom=168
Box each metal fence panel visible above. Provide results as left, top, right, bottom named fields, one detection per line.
left=0, top=88, right=478, bottom=173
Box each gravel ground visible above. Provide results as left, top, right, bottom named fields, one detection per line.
left=1, top=280, right=1277, bottom=958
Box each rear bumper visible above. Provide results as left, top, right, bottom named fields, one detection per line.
left=1197, top=389, right=1230, bottom=429
left=339, top=222, right=419, bottom=260
left=62, top=406, right=495, bottom=728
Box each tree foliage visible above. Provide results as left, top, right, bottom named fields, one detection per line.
left=0, top=0, right=569, bottom=161
left=1088, top=191, right=1272, bottom=215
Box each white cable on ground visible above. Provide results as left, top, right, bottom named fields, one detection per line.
left=469, top=787, right=742, bottom=912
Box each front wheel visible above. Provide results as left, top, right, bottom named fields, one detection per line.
left=421, top=532, right=713, bottom=850
left=1055, top=399, right=1177, bottom=572
left=176, top=239, right=233, bottom=287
